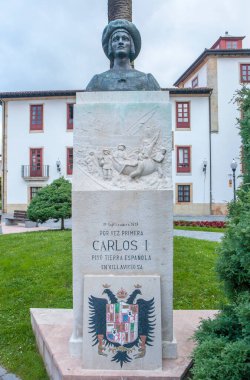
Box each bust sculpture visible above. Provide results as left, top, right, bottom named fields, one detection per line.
left=86, top=19, right=160, bottom=91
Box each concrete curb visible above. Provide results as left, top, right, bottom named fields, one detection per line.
left=0, top=366, right=21, bottom=380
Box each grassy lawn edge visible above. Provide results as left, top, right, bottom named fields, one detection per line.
left=0, top=231, right=226, bottom=379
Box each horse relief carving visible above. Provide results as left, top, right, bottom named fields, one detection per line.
left=75, top=128, right=171, bottom=190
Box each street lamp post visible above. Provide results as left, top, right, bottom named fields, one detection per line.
left=56, top=159, right=61, bottom=177
left=230, top=159, right=237, bottom=202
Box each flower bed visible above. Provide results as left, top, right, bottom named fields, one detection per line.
left=174, top=220, right=226, bottom=228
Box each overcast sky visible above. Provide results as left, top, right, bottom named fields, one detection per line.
left=0, top=0, right=250, bottom=93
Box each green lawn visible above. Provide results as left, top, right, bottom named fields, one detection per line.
left=0, top=231, right=226, bottom=380
left=174, top=237, right=226, bottom=309
left=0, top=231, right=72, bottom=380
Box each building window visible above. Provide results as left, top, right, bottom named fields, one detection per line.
left=226, top=41, right=237, bottom=49
left=177, top=146, right=191, bottom=173
left=192, top=76, right=198, bottom=88
left=67, top=147, right=73, bottom=175
left=177, top=184, right=191, bottom=202
left=30, top=187, right=42, bottom=200
left=240, top=64, right=250, bottom=83
left=30, top=105, right=43, bottom=131
left=176, top=102, right=190, bottom=128
left=30, top=148, right=43, bottom=177
left=67, top=103, right=74, bottom=130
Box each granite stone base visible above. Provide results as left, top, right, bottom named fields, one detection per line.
left=30, top=308, right=217, bottom=380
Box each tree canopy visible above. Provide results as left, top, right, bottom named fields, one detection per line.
left=27, top=177, right=72, bottom=230
left=234, top=85, right=250, bottom=187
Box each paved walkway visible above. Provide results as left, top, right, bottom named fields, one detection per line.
left=0, top=224, right=48, bottom=234
left=174, top=229, right=224, bottom=242
left=0, top=221, right=224, bottom=242
left=0, top=366, right=21, bottom=380
left=173, top=214, right=226, bottom=221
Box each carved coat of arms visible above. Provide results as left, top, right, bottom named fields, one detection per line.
left=88, top=285, right=155, bottom=367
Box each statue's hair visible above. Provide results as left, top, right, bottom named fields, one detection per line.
left=102, top=19, right=141, bottom=62
left=108, top=29, right=135, bottom=62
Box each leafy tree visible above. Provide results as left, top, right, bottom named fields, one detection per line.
left=216, top=188, right=250, bottom=298
left=233, top=85, right=250, bottom=186
left=27, top=177, right=71, bottom=230
left=216, top=86, right=250, bottom=298
left=192, top=87, right=250, bottom=379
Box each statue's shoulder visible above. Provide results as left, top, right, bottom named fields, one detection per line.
left=86, top=69, right=160, bottom=91
left=86, top=70, right=114, bottom=91
left=99, top=70, right=113, bottom=77
left=131, top=69, right=146, bottom=77
left=86, top=74, right=99, bottom=91
left=132, top=70, right=161, bottom=90
left=146, top=73, right=161, bottom=91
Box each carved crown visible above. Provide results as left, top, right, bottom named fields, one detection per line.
left=116, top=288, right=128, bottom=299
left=134, top=284, right=142, bottom=289
left=102, top=284, right=111, bottom=288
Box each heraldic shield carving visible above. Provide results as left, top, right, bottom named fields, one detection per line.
left=106, top=302, right=139, bottom=345
left=88, top=285, right=155, bottom=367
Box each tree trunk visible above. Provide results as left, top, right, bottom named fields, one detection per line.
left=61, top=217, right=65, bottom=230
left=108, top=0, right=132, bottom=22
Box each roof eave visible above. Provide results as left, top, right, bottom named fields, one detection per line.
left=0, top=89, right=81, bottom=101
left=211, top=36, right=245, bottom=49
left=163, top=87, right=213, bottom=95
left=174, top=49, right=250, bottom=87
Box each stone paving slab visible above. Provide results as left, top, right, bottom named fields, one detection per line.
left=0, top=224, right=48, bottom=235
left=174, top=215, right=226, bottom=221
left=2, top=374, right=22, bottom=380
left=0, top=367, right=7, bottom=376
left=174, top=229, right=224, bottom=242
left=0, top=216, right=72, bottom=235
left=1, top=222, right=224, bottom=242
left=30, top=308, right=217, bottom=380
left=0, top=367, right=21, bottom=380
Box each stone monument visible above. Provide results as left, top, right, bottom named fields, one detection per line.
left=30, top=9, right=217, bottom=380
left=69, top=18, right=177, bottom=369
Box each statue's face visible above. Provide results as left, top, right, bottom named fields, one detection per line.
left=111, top=30, right=131, bottom=59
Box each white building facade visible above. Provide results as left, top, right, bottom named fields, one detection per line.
left=1, top=34, right=250, bottom=215
left=174, top=34, right=250, bottom=214
left=1, top=91, right=75, bottom=213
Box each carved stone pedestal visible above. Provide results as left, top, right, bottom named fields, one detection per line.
left=70, top=91, right=176, bottom=369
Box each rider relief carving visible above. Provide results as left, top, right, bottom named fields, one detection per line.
left=74, top=121, right=171, bottom=190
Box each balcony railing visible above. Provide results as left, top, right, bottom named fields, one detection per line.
left=21, top=165, right=49, bottom=180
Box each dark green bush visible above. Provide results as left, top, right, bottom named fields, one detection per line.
left=216, top=190, right=250, bottom=298
left=192, top=191, right=250, bottom=380
left=192, top=87, right=250, bottom=380
left=194, top=293, right=250, bottom=344
left=192, top=338, right=250, bottom=380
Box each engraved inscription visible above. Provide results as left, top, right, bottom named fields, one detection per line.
left=90, top=222, right=151, bottom=271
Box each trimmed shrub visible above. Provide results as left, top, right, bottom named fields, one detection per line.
left=216, top=192, right=250, bottom=298
left=174, top=220, right=226, bottom=228
left=192, top=338, right=250, bottom=380
left=27, top=177, right=72, bottom=230
left=195, top=293, right=250, bottom=344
